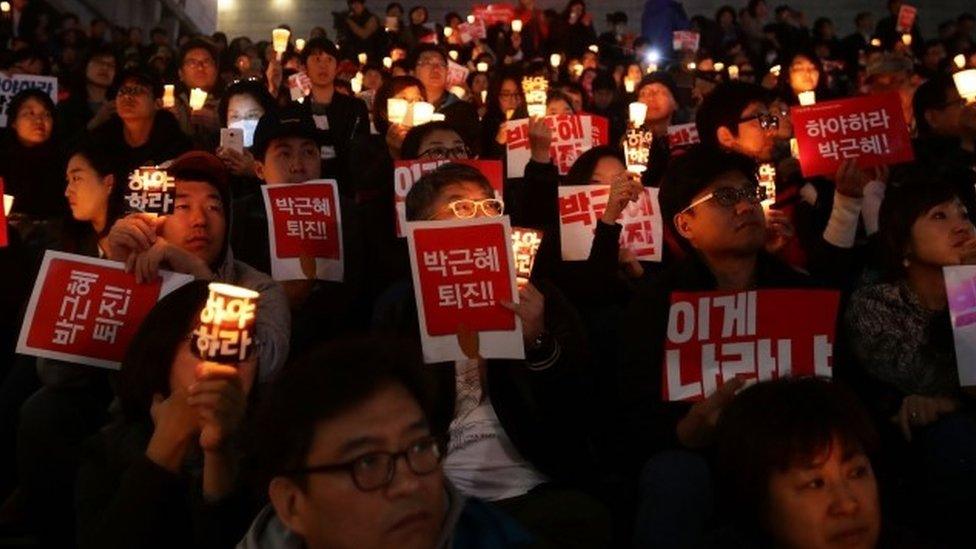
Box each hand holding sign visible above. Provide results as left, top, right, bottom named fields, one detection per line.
left=601, top=172, right=644, bottom=225
left=891, top=394, right=959, bottom=442
left=832, top=158, right=870, bottom=198
left=501, top=282, right=545, bottom=346
left=528, top=116, right=553, bottom=163
left=677, top=377, right=747, bottom=449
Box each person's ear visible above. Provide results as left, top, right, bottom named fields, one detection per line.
left=674, top=211, right=695, bottom=240
left=269, top=477, right=308, bottom=537
left=254, top=160, right=266, bottom=181
left=102, top=173, right=115, bottom=196
left=716, top=126, right=736, bottom=149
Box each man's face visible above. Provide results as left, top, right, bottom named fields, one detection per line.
left=161, top=180, right=227, bottom=266
left=427, top=181, right=495, bottom=220
left=305, top=51, right=338, bottom=88
left=179, top=48, right=217, bottom=91
left=270, top=383, right=446, bottom=549
left=638, top=83, right=676, bottom=124
left=256, top=136, right=322, bottom=185
left=720, top=101, right=777, bottom=161
left=115, top=77, right=157, bottom=122
left=413, top=52, right=447, bottom=95
left=766, top=439, right=881, bottom=549
left=675, top=171, right=766, bottom=256
left=86, top=54, right=116, bottom=88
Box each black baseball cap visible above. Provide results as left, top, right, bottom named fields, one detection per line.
left=251, top=105, right=319, bottom=160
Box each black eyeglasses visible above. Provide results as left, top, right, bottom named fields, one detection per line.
left=418, top=145, right=470, bottom=160
left=283, top=435, right=444, bottom=492
left=117, top=85, right=150, bottom=97
left=681, top=185, right=767, bottom=213
left=739, top=111, right=780, bottom=130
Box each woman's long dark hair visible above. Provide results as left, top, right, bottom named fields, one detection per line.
left=372, top=75, right=426, bottom=134
left=60, top=142, right=127, bottom=253
left=564, top=145, right=625, bottom=186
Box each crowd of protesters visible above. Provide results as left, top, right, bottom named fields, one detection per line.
left=1, top=0, right=976, bottom=547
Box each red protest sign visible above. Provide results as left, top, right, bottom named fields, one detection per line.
left=16, top=251, right=193, bottom=369
left=667, top=123, right=700, bottom=150
left=504, top=114, right=609, bottom=178
left=458, top=20, right=487, bottom=42
left=790, top=92, right=913, bottom=178
left=897, top=5, right=917, bottom=33
left=472, top=4, right=517, bottom=26
left=672, top=31, right=700, bottom=52
left=393, top=159, right=504, bottom=237
left=411, top=221, right=515, bottom=336
left=0, top=177, right=8, bottom=248
left=447, top=61, right=470, bottom=87
left=662, top=289, right=840, bottom=402
left=262, top=180, right=344, bottom=281
left=558, top=185, right=663, bottom=262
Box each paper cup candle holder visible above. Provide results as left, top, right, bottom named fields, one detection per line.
left=522, top=76, right=548, bottom=118
left=125, top=167, right=176, bottom=216
left=191, top=283, right=259, bottom=364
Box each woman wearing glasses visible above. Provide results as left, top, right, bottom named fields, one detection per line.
left=480, top=70, right=527, bottom=160
left=75, top=281, right=261, bottom=549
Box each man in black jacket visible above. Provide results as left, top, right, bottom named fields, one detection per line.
left=621, top=146, right=812, bottom=547
left=297, top=37, right=371, bottom=197
left=409, top=45, right=482, bottom=156
left=373, top=163, right=611, bottom=548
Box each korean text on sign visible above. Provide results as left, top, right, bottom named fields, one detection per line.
left=16, top=251, right=192, bottom=369
left=191, top=283, right=259, bottom=363
left=558, top=185, right=663, bottom=262
left=790, top=92, right=913, bottom=177
left=662, top=289, right=840, bottom=402
left=504, top=114, right=609, bottom=178
left=262, top=180, right=344, bottom=282
left=942, top=266, right=976, bottom=386
left=126, top=167, right=176, bottom=215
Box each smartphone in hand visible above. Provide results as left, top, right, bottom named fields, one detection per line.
left=220, top=128, right=244, bottom=155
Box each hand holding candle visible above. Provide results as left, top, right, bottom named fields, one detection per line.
left=954, top=69, right=976, bottom=104
left=162, top=84, right=175, bottom=108
left=191, top=283, right=259, bottom=364
left=410, top=101, right=435, bottom=126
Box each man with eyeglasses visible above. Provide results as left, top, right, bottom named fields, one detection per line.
left=620, top=145, right=812, bottom=547
left=372, top=163, right=611, bottom=547
left=240, top=337, right=531, bottom=548
left=171, top=38, right=222, bottom=146
left=409, top=45, right=481, bottom=156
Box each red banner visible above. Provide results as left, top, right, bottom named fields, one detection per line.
left=472, top=4, right=517, bottom=26
left=393, top=159, right=504, bottom=237
left=262, top=180, right=344, bottom=281
left=411, top=221, right=515, bottom=336
left=662, top=289, right=840, bottom=401
left=672, top=31, right=700, bottom=52
left=16, top=251, right=193, bottom=369
left=897, top=5, right=917, bottom=33
left=790, top=92, right=913, bottom=178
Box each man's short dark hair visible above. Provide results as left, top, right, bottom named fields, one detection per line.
left=913, top=73, right=956, bottom=136
left=299, top=37, right=340, bottom=65
left=715, top=377, right=879, bottom=542
left=405, top=163, right=494, bottom=221
left=178, top=36, right=218, bottom=67
left=408, top=44, right=448, bottom=71
left=695, top=81, right=770, bottom=148
left=660, top=145, right=758, bottom=242
left=251, top=337, right=433, bottom=488
left=400, top=120, right=464, bottom=160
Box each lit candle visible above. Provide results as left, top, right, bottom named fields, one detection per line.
left=431, top=113, right=446, bottom=122
left=527, top=104, right=546, bottom=118
left=797, top=90, right=816, bottom=106
left=511, top=228, right=543, bottom=290
left=383, top=56, right=393, bottom=69
left=188, top=88, right=208, bottom=111
left=588, top=44, right=598, bottom=54
left=628, top=102, right=647, bottom=127
left=450, top=85, right=466, bottom=99
left=728, top=65, right=739, bottom=80
left=411, top=101, right=435, bottom=125
left=758, top=163, right=777, bottom=212
left=955, top=54, right=967, bottom=69
left=480, top=90, right=487, bottom=103
left=953, top=69, right=976, bottom=103
left=645, top=63, right=658, bottom=74
left=162, top=84, right=175, bottom=108
left=295, top=38, right=305, bottom=52
left=351, top=74, right=362, bottom=94
left=4, top=194, right=15, bottom=216
left=713, top=62, right=725, bottom=72
left=769, top=64, right=781, bottom=77
left=272, top=28, right=290, bottom=60
left=550, top=53, right=561, bottom=68
left=687, top=62, right=697, bottom=71
left=477, top=61, right=489, bottom=72
left=358, top=52, right=367, bottom=65
left=387, top=98, right=408, bottom=125
left=444, top=26, right=454, bottom=38
left=191, top=283, right=260, bottom=364
left=449, top=50, right=459, bottom=61
left=467, top=15, right=475, bottom=24
left=624, top=78, right=636, bottom=93
left=0, top=2, right=11, bottom=13
left=901, top=33, right=912, bottom=46
left=511, top=19, right=523, bottom=33
left=870, top=38, right=881, bottom=47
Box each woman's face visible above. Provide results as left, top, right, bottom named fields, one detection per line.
left=589, top=156, right=626, bottom=185
left=637, top=83, right=676, bottom=124
left=789, top=56, right=819, bottom=94
left=226, top=92, right=264, bottom=125
left=765, top=438, right=880, bottom=549
left=410, top=8, right=427, bottom=25
left=626, top=64, right=642, bottom=82
left=546, top=98, right=573, bottom=116
left=908, top=198, right=976, bottom=267
left=86, top=54, right=116, bottom=88
left=394, top=84, right=424, bottom=104
left=470, top=74, right=489, bottom=94
left=498, top=78, right=522, bottom=113
left=12, top=97, right=53, bottom=146
left=64, top=154, right=112, bottom=224
left=417, top=128, right=468, bottom=160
